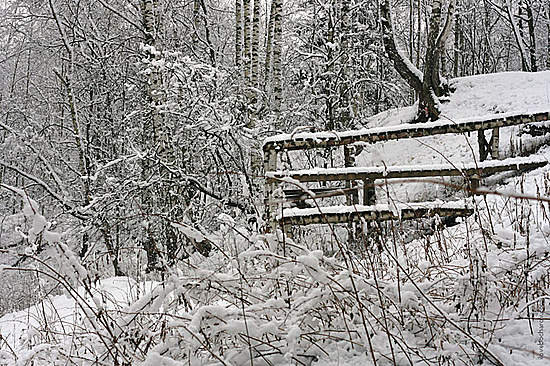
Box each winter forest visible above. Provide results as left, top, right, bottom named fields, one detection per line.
left=1, top=0, right=550, bottom=365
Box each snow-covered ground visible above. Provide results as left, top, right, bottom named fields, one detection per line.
left=354, top=71, right=550, bottom=203
left=361, top=71, right=550, bottom=166
left=2, top=71, right=550, bottom=365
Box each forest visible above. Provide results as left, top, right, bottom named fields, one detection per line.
left=1, top=0, right=550, bottom=365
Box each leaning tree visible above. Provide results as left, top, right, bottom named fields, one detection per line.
left=381, top=0, right=456, bottom=121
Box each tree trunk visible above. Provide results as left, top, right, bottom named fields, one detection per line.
left=507, top=0, right=530, bottom=71
left=339, top=0, right=352, bottom=128
left=272, top=0, right=283, bottom=114
left=235, top=0, right=243, bottom=69
left=381, top=0, right=447, bottom=121
left=264, top=0, right=275, bottom=85
left=547, top=1, right=550, bottom=69
left=140, top=0, right=162, bottom=271
left=243, top=0, right=252, bottom=82
left=432, top=0, right=455, bottom=94
left=525, top=0, right=537, bottom=71
left=251, top=0, right=260, bottom=87
left=453, top=1, right=460, bottom=77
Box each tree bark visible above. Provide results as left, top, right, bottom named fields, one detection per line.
left=453, top=1, right=460, bottom=77
left=264, top=0, right=275, bottom=85
left=547, top=1, right=550, bottom=69
left=380, top=0, right=423, bottom=93
left=243, top=0, right=252, bottom=82
left=235, top=0, right=243, bottom=69
left=251, top=0, right=260, bottom=87
left=525, top=0, right=537, bottom=71
left=339, top=0, right=352, bottom=128
left=272, top=0, right=283, bottom=114
left=381, top=0, right=451, bottom=121
left=507, top=0, right=530, bottom=71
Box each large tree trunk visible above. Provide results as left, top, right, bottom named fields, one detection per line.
left=235, top=0, right=243, bottom=69
left=380, top=0, right=453, bottom=121
left=272, top=0, right=283, bottom=114
left=251, top=0, right=260, bottom=87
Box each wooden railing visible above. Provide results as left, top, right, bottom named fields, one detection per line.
left=263, top=110, right=550, bottom=230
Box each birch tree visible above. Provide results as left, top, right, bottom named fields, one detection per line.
left=235, top=0, right=243, bottom=69
left=272, top=0, right=283, bottom=114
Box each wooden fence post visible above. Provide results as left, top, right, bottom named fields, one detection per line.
left=490, top=127, right=500, bottom=159
left=469, top=173, right=480, bottom=196
left=363, top=179, right=376, bottom=205
left=344, top=146, right=358, bottom=204
left=264, top=149, right=278, bottom=232
left=478, top=130, right=489, bottom=161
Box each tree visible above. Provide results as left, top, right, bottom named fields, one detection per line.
left=381, top=0, right=456, bottom=121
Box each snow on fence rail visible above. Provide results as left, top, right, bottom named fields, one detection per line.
left=263, top=110, right=550, bottom=231
left=266, top=156, right=548, bottom=183
left=263, top=110, right=550, bottom=151
left=279, top=201, right=474, bottom=227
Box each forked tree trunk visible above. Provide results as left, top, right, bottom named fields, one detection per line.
left=381, top=0, right=454, bottom=122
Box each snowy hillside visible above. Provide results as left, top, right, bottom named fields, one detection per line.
left=2, top=71, right=550, bottom=366
left=356, top=71, right=550, bottom=203
left=361, top=71, right=550, bottom=164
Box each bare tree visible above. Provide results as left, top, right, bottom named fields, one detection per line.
left=381, top=0, right=456, bottom=121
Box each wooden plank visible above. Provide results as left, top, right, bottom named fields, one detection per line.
left=263, top=111, right=550, bottom=152
left=266, top=157, right=547, bottom=183
left=279, top=202, right=474, bottom=226
left=491, top=127, right=500, bottom=159
left=344, top=145, right=358, bottom=205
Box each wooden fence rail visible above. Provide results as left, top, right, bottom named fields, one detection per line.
left=263, top=110, right=550, bottom=231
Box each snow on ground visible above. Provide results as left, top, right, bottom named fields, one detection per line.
left=354, top=71, right=550, bottom=203
left=2, top=72, right=550, bottom=365
left=0, top=277, right=158, bottom=355
left=280, top=71, right=550, bottom=365
left=361, top=71, right=550, bottom=165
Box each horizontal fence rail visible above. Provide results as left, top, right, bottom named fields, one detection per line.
left=266, top=156, right=548, bottom=183
left=263, top=110, right=550, bottom=151
left=263, top=109, right=550, bottom=231
left=279, top=201, right=474, bottom=226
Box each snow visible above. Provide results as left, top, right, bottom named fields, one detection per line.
left=267, top=155, right=547, bottom=178
left=280, top=200, right=471, bottom=219
left=4, top=71, right=550, bottom=366
left=0, top=277, right=158, bottom=353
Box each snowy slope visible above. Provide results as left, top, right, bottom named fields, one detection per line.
left=0, top=277, right=158, bottom=356
left=2, top=72, right=550, bottom=366
left=355, top=71, right=550, bottom=202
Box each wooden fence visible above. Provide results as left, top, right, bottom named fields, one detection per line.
left=263, top=111, right=550, bottom=231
